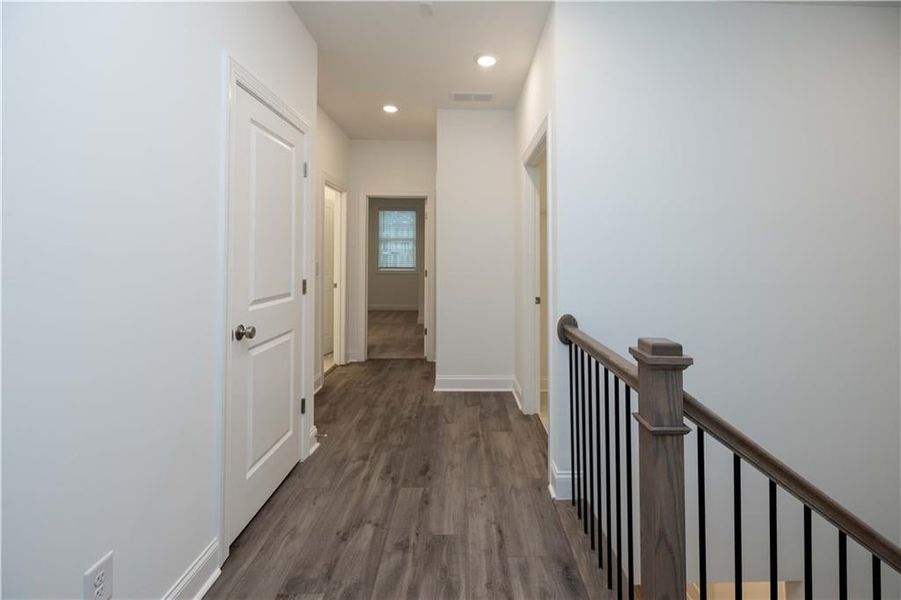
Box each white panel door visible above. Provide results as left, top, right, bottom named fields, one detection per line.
left=322, top=189, right=335, bottom=354
left=227, top=85, right=304, bottom=545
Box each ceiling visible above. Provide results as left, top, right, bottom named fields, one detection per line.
left=292, top=1, right=551, bottom=140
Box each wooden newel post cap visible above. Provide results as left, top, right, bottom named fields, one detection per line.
left=629, top=337, right=693, bottom=369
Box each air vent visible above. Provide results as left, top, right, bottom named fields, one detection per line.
left=450, top=92, right=495, bottom=103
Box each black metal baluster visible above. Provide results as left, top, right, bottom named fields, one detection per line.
left=698, top=429, right=708, bottom=600
left=587, top=357, right=595, bottom=548
left=580, top=352, right=591, bottom=535
left=839, top=532, right=848, bottom=600
left=734, top=454, right=742, bottom=600
left=804, top=506, right=812, bottom=600
left=604, top=368, right=612, bottom=589
left=615, top=376, right=622, bottom=600
left=569, top=342, right=575, bottom=506
left=873, top=555, right=882, bottom=600
left=575, top=348, right=582, bottom=519
left=595, top=360, right=603, bottom=569
left=769, top=480, right=777, bottom=600
left=625, top=386, right=634, bottom=600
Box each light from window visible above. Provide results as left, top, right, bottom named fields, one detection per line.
left=378, top=210, right=417, bottom=270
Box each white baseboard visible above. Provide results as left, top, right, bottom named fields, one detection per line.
left=368, top=304, right=417, bottom=311
left=164, top=538, right=220, bottom=600
left=347, top=351, right=364, bottom=363
left=550, top=461, right=572, bottom=500
left=433, top=375, right=514, bottom=392
left=511, top=378, right=524, bottom=412
left=313, top=374, right=323, bottom=393
left=306, top=426, right=320, bottom=460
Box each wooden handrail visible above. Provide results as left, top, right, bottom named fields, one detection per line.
left=558, top=318, right=638, bottom=389
left=557, top=315, right=901, bottom=572
left=683, top=392, right=901, bottom=571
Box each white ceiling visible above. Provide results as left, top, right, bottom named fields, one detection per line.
left=292, top=1, right=551, bottom=140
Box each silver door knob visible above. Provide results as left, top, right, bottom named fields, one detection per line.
left=235, top=324, right=256, bottom=340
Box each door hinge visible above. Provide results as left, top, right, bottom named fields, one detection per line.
left=424, top=327, right=428, bottom=336
left=424, top=269, right=428, bottom=277
left=535, top=296, right=541, bottom=305
left=301, top=397, right=306, bottom=414
left=303, top=162, right=308, bottom=178
left=302, top=279, right=307, bottom=294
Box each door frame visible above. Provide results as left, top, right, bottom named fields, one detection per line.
left=521, top=114, right=554, bottom=428
left=358, top=190, right=435, bottom=362
left=317, top=174, right=348, bottom=390
left=218, top=57, right=313, bottom=564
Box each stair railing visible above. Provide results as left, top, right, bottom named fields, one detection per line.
left=556, top=313, right=901, bottom=600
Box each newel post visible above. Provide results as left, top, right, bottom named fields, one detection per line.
left=629, top=338, right=693, bottom=600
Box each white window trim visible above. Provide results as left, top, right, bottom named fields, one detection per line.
left=377, top=208, right=418, bottom=272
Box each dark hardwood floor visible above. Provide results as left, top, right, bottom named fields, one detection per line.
left=367, top=310, right=423, bottom=359
left=208, top=359, right=607, bottom=599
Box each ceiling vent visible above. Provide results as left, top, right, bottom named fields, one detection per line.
left=450, top=92, right=495, bottom=103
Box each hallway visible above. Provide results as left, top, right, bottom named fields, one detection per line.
left=208, top=359, right=606, bottom=599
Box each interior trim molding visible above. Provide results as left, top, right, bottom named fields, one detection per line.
left=550, top=461, right=572, bottom=501
left=163, top=538, right=220, bottom=600
left=512, top=377, right=524, bottom=412
left=433, top=375, right=514, bottom=392
left=306, top=426, right=320, bottom=460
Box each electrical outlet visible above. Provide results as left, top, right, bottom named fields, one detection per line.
left=84, top=551, right=113, bottom=600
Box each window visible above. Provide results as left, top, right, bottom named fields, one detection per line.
left=378, top=209, right=417, bottom=270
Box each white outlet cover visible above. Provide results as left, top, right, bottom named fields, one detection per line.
left=83, top=551, right=113, bottom=600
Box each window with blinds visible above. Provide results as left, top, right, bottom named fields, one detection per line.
left=378, top=209, right=417, bottom=270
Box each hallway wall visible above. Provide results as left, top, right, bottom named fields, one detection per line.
left=3, top=4, right=318, bottom=597
left=546, top=2, right=900, bottom=593
left=436, top=109, right=516, bottom=390
left=513, top=8, right=556, bottom=458
left=347, top=140, right=436, bottom=361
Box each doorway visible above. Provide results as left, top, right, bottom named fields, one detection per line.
left=366, top=197, right=426, bottom=359
left=522, top=117, right=551, bottom=432
left=321, top=182, right=345, bottom=375
left=537, top=153, right=549, bottom=430
left=223, top=63, right=310, bottom=549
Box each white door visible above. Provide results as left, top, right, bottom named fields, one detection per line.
left=227, top=85, right=305, bottom=545
left=322, top=188, right=335, bottom=354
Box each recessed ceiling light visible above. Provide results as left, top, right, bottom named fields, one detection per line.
left=383, top=104, right=398, bottom=114
left=475, top=54, right=498, bottom=68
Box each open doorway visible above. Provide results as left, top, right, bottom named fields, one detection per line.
left=522, top=117, right=551, bottom=432
left=537, top=153, right=549, bottom=430
left=321, top=181, right=346, bottom=377
left=367, top=197, right=426, bottom=359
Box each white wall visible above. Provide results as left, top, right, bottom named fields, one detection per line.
left=435, top=109, right=516, bottom=391
left=347, top=140, right=435, bottom=360
left=314, top=107, right=348, bottom=389
left=3, top=4, right=317, bottom=597
left=550, top=2, right=900, bottom=593
left=367, top=198, right=424, bottom=311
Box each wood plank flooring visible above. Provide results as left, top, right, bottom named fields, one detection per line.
left=367, top=310, right=423, bottom=359
left=208, top=359, right=607, bottom=599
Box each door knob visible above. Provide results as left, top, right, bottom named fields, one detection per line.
left=235, top=324, right=256, bottom=340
